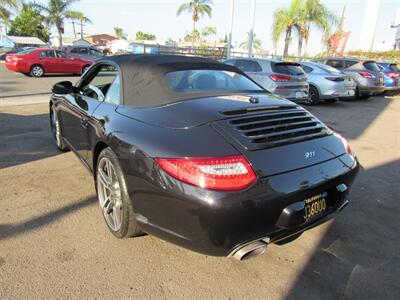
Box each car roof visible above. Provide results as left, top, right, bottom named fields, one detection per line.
left=96, top=54, right=253, bottom=107
left=226, top=57, right=284, bottom=64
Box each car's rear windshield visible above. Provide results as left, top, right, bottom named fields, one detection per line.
left=363, top=61, right=381, bottom=72
left=390, top=64, right=400, bottom=72
left=272, top=63, right=304, bottom=75
left=164, top=69, right=263, bottom=93
left=320, top=64, right=341, bottom=74
left=17, top=48, right=37, bottom=55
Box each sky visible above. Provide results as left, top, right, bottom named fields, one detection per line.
left=38, top=0, right=400, bottom=55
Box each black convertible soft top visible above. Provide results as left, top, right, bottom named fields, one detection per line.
left=97, top=54, right=262, bottom=107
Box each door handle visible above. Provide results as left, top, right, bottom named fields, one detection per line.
left=81, top=118, right=88, bottom=128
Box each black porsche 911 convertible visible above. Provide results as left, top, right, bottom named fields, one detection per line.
left=50, top=54, right=359, bottom=260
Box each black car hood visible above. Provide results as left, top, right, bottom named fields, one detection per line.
left=116, top=93, right=294, bottom=129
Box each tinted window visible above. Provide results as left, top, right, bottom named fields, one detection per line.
left=224, top=60, right=235, bottom=66
left=39, top=50, right=55, bottom=58
left=55, top=51, right=66, bottom=58
left=272, top=63, right=304, bottom=75
left=319, top=64, right=341, bottom=74
left=344, top=60, right=358, bottom=68
left=301, top=65, right=313, bottom=74
left=70, top=48, right=79, bottom=53
left=390, top=64, right=400, bottom=72
left=81, top=65, right=118, bottom=101
left=326, top=60, right=343, bottom=69
left=104, top=75, right=121, bottom=105
left=164, top=69, right=262, bottom=93
left=90, top=49, right=102, bottom=57
left=79, top=48, right=89, bottom=54
left=234, top=60, right=262, bottom=72
left=363, top=61, right=381, bottom=72
left=18, top=48, right=37, bottom=55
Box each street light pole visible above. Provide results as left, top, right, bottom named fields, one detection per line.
left=248, top=0, right=256, bottom=57
left=227, top=0, right=235, bottom=59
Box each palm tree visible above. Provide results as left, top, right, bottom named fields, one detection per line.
left=295, top=0, right=337, bottom=56
left=177, top=0, right=213, bottom=47
left=240, top=32, right=262, bottom=52
left=201, top=26, right=216, bottom=42
left=272, top=0, right=301, bottom=58
left=33, top=0, right=81, bottom=47
left=113, top=27, right=127, bottom=39
left=0, top=0, right=18, bottom=26
left=66, top=10, right=91, bottom=39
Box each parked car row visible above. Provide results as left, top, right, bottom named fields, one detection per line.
left=222, top=57, right=399, bottom=105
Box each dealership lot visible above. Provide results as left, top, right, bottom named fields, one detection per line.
left=0, top=67, right=399, bottom=299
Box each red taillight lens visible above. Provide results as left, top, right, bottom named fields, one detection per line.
left=155, top=155, right=257, bottom=191
left=325, top=77, right=344, bottom=82
left=359, top=72, right=374, bottom=78
left=386, top=72, right=399, bottom=78
left=270, top=74, right=291, bottom=82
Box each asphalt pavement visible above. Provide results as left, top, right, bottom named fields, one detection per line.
left=0, top=68, right=399, bottom=299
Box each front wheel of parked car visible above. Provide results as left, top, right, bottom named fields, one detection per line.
left=356, top=88, right=369, bottom=99
left=30, top=65, right=44, bottom=77
left=96, top=147, right=143, bottom=238
left=306, top=86, right=319, bottom=105
left=50, top=105, right=69, bottom=151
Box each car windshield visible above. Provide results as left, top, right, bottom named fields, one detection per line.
left=272, top=63, right=304, bottom=75
left=363, top=61, right=381, bottom=72
left=17, top=48, right=37, bottom=55
left=164, top=69, right=263, bottom=93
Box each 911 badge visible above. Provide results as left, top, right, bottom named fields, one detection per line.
left=304, top=151, right=316, bottom=158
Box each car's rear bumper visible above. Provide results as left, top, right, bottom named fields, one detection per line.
left=125, top=154, right=359, bottom=257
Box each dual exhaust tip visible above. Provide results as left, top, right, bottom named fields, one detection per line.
left=231, top=239, right=269, bottom=261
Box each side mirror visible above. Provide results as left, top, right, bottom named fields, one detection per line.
left=52, top=81, right=73, bottom=94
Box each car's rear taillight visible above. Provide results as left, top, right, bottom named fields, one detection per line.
left=386, top=72, right=399, bottom=78
left=334, top=133, right=354, bottom=156
left=359, top=71, right=374, bottom=78
left=155, top=155, right=257, bottom=191
left=325, top=77, right=344, bottom=82
left=270, top=75, right=291, bottom=82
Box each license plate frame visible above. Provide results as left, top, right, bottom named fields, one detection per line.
left=303, top=192, right=327, bottom=221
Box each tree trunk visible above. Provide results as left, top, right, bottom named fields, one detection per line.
left=57, top=26, right=63, bottom=47
left=80, top=22, right=83, bottom=39
left=191, top=20, right=196, bottom=49
left=297, top=36, right=303, bottom=57
left=72, top=21, right=76, bottom=38
left=283, top=28, right=291, bottom=58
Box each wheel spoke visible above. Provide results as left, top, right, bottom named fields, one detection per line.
left=113, top=203, right=121, bottom=228
left=98, top=168, right=112, bottom=190
left=102, top=197, right=113, bottom=214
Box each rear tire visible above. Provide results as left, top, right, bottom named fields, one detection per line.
left=95, top=147, right=143, bottom=238
left=356, top=87, right=369, bottom=99
left=305, top=86, right=319, bottom=105
left=30, top=64, right=44, bottom=77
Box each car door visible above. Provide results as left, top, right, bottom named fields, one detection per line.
left=38, top=50, right=57, bottom=73
left=59, top=64, right=118, bottom=161
left=54, top=50, right=73, bottom=73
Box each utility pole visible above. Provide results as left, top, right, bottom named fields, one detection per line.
left=248, top=0, right=256, bottom=57
left=227, top=0, right=235, bottom=59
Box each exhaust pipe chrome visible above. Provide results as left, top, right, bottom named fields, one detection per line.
left=338, top=199, right=349, bottom=211
left=231, top=241, right=267, bottom=261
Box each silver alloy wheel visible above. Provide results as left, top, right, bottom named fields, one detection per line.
left=51, top=106, right=61, bottom=147
left=32, top=65, right=44, bottom=77
left=97, top=157, right=123, bottom=231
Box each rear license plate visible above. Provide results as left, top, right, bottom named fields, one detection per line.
left=295, top=92, right=304, bottom=98
left=304, top=192, right=327, bottom=220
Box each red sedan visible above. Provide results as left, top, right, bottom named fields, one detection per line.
left=5, top=48, right=93, bottom=77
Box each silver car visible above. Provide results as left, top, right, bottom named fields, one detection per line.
left=223, top=58, right=309, bottom=103
left=314, top=58, right=385, bottom=99
left=298, top=61, right=356, bottom=105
